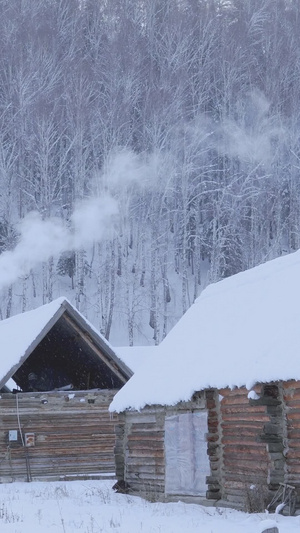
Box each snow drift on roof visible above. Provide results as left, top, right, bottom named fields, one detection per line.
left=0, top=297, right=67, bottom=383
left=110, top=250, right=300, bottom=412
left=114, top=346, right=155, bottom=373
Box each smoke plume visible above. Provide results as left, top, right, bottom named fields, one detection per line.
left=0, top=195, right=118, bottom=290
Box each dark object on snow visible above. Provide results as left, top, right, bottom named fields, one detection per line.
left=113, top=480, right=130, bottom=494
left=261, top=527, right=279, bottom=533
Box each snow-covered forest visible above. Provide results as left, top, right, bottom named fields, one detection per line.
left=0, top=0, right=299, bottom=345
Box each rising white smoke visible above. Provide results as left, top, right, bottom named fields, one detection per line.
left=219, top=90, right=286, bottom=165
left=0, top=195, right=118, bottom=290
left=71, top=195, right=118, bottom=248
left=101, top=148, right=163, bottom=191
left=0, top=148, right=161, bottom=291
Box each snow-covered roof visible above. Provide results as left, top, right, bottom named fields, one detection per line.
left=110, top=250, right=300, bottom=412
left=0, top=297, right=132, bottom=389
left=114, top=346, right=155, bottom=373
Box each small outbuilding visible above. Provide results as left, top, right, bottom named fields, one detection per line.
left=110, top=250, right=300, bottom=511
left=0, top=297, right=132, bottom=482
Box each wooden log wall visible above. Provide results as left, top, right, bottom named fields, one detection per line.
left=0, top=390, right=119, bottom=482
left=219, top=386, right=271, bottom=508
left=115, top=382, right=300, bottom=511
left=205, top=390, right=222, bottom=500
left=257, top=383, right=286, bottom=488
left=283, top=380, right=300, bottom=489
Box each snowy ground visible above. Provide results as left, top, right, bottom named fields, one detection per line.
left=0, top=479, right=299, bottom=533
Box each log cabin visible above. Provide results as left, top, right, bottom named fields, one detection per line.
left=0, top=297, right=132, bottom=482
left=110, top=250, right=300, bottom=511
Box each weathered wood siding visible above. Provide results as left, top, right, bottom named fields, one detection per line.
left=219, top=386, right=271, bottom=507
left=0, top=390, right=118, bottom=482
left=122, top=408, right=165, bottom=497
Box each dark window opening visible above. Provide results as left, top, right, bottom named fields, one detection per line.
left=10, top=315, right=124, bottom=392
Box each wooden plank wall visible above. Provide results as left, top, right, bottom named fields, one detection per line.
left=122, top=408, right=165, bottom=498
left=0, top=390, right=119, bottom=482
left=219, top=387, right=271, bottom=508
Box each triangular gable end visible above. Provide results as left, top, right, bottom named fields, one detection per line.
left=0, top=299, right=132, bottom=393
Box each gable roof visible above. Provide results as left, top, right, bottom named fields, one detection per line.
left=0, top=297, right=132, bottom=391
left=110, top=249, right=300, bottom=412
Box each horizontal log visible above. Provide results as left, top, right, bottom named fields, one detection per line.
left=0, top=406, right=117, bottom=416
left=285, top=460, right=300, bottom=472
left=126, top=457, right=164, bottom=467
left=223, top=472, right=267, bottom=483
left=223, top=460, right=269, bottom=473
left=0, top=401, right=116, bottom=411
left=223, top=446, right=268, bottom=457
left=222, top=436, right=266, bottom=446
left=4, top=462, right=115, bottom=473
left=222, top=405, right=267, bottom=415
left=286, top=424, right=300, bottom=434
left=127, top=465, right=165, bottom=475
left=126, top=450, right=164, bottom=459
left=130, top=424, right=164, bottom=433
left=32, top=428, right=116, bottom=437
left=223, top=480, right=252, bottom=490
left=126, top=414, right=157, bottom=424
left=7, top=451, right=115, bottom=462
left=284, top=410, right=300, bottom=420
left=287, top=427, right=300, bottom=439
left=127, top=434, right=164, bottom=442
left=126, top=440, right=164, bottom=451
left=220, top=398, right=251, bottom=408
left=224, top=494, right=246, bottom=505
left=0, top=418, right=116, bottom=429
left=221, top=419, right=267, bottom=428
left=285, top=446, right=300, bottom=457
left=223, top=487, right=252, bottom=498
left=222, top=428, right=264, bottom=439
left=221, top=413, right=269, bottom=423
left=284, top=476, right=300, bottom=486
left=282, top=399, right=300, bottom=409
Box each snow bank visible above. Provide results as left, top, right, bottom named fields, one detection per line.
left=0, top=479, right=293, bottom=533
